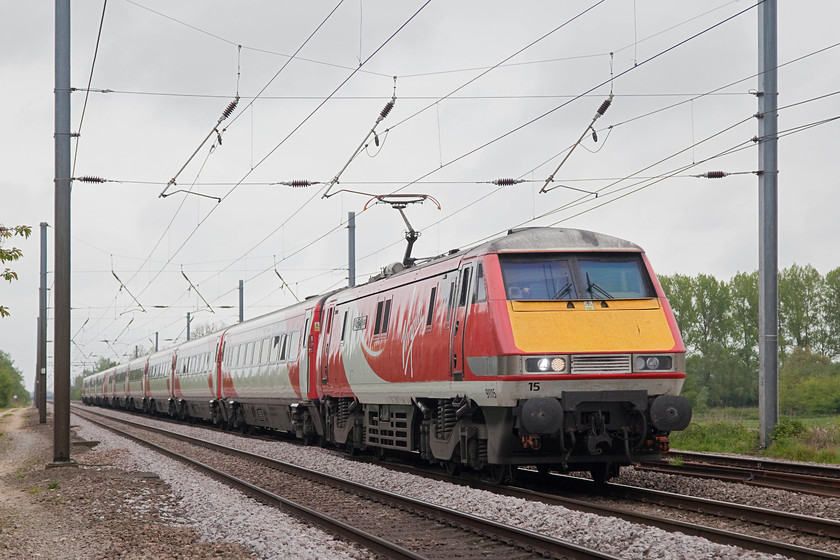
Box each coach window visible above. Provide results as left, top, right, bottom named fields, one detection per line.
left=426, top=286, right=437, bottom=327
left=473, top=263, right=486, bottom=303
left=279, top=334, right=289, bottom=361
left=458, top=268, right=472, bottom=307
left=272, top=335, right=281, bottom=363
left=261, top=338, right=271, bottom=364
left=340, top=311, right=348, bottom=342
left=374, top=301, right=384, bottom=335
left=382, top=299, right=392, bottom=333
left=289, top=331, right=301, bottom=360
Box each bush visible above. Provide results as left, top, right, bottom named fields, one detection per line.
left=771, top=417, right=806, bottom=442
left=669, top=421, right=758, bottom=454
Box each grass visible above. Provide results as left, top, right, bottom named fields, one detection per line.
left=671, top=408, right=840, bottom=463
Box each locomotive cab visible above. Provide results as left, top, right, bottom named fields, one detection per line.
left=463, top=232, right=692, bottom=480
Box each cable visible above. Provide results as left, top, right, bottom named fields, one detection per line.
left=72, top=1, right=108, bottom=181
left=137, top=1, right=432, bottom=304
left=123, top=0, right=392, bottom=78
left=116, top=0, right=351, bottom=304
left=383, top=1, right=763, bottom=198
left=81, top=4, right=433, bottom=355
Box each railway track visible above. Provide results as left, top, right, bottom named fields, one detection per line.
left=372, top=460, right=840, bottom=560
left=71, top=406, right=620, bottom=560
left=640, top=450, right=840, bottom=499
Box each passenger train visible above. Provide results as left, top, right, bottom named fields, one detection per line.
left=82, top=227, right=691, bottom=483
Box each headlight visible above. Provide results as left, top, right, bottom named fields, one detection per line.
left=526, top=356, right=567, bottom=373
left=633, top=354, right=673, bottom=371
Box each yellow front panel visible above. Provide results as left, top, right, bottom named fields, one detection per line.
left=508, top=299, right=676, bottom=353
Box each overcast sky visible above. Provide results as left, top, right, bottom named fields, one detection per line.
left=2, top=1, right=838, bottom=392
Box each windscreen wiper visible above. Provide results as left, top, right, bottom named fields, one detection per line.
left=586, top=272, right=613, bottom=299
left=553, top=280, right=573, bottom=299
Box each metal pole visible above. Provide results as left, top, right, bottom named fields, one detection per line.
left=187, top=312, right=191, bottom=341
left=52, top=0, right=72, bottom=464
left=348, top=212, right=356, bottom=287
left=35, top=317, right=41, bottom=413
left=155, top=331, right=159, bottom=352
left=239, top=279, right=244, bottom=323
left=758, top=0, right=779, bottom=449
left=38, top=222, right=48, bottom=423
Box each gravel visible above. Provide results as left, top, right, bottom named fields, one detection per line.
left=72, top=406, right=819, bottom=560
left=73, top=419, right=371, bottom=560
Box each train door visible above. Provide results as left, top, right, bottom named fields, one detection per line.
left=450, top=264, right=474, bottom=381
left=300, top=308, right=313, bottom=399
left=214, top=339, right=224, bottom=399
left=320, top=304, right=336, bottom=386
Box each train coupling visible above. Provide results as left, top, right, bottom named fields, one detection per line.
left=521, top=434, right=542, bottom=450
left=651, top=435, right=670, bottom=452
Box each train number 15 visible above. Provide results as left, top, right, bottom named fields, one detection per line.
left=528, top=382, right=540, bottom=392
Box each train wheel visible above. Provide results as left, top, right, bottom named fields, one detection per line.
left=536, top=464, right=553, bottom=483
left=443, top=460, right=461, bottom=476
left=590, top=462, right=617, bottom=485
left=487, top=465, right=512, bottom=485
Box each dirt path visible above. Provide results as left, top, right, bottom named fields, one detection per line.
left=0, top=407, right=253, bottom=559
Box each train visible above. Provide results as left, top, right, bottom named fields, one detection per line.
left=82, top=227, right=691, bottom=483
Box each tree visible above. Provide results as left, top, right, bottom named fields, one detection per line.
left=779, top=347, right=840, bottom=415
left=821, top=267, right=840, bottom=360
left=729, top=271, right=759, bottom=373
left=190, top=321, right=225, bottom=339
left=0, top=350, right=31, bottom=407
left=0, top=224, right=32, bottom=317
left=659, top=274, right=698, bottom=352
left=778, top=264, right=824, bottom=360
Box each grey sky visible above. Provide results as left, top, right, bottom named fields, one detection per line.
left=2, top=1, right=838, bottom=391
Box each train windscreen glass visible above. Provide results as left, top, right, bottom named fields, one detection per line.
left=500, top=255, right=654, bottom=300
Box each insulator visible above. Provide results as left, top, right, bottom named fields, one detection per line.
left=289, top=180, right=312, bottom=188
left=493, top=178, right=522, bottom=186
left=220, top=97, right=239, bottom=120
left=596, top=97, right=612, bottom=116
left=705, top=171, right=727, bottom=179
left=380, top=100, right=394, bottom=120
left=76, top=176, right=105, bottom=183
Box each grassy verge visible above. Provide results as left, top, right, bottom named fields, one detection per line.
left=670, top=409, right=840, bottom=463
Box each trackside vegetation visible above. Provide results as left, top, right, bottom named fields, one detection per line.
left=661, top=265, right=840, bottom=462
left=0, top=350, right=30, bottom=408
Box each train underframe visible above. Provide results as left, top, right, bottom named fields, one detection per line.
left=320, top=390, right=690, bottom=483
left=87, top=389, right=689, bottom=484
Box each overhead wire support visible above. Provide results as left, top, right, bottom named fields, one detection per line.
left=363, top=194, right=440, bottom=266
left=159, top=95, right=240, bottom=199
left=181, top=265, right=215, bottom=314
left=693, top=170, right=758, bottom=179
left=274, top=265, right=301, bottom=303
left=322, top=78, right=398, bottom=199
left=540, top=93, right=613, bottom=194
left=111, top=262, right=146, bottom=313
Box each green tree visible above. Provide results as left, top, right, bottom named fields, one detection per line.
left=779, top=264, right=824, bottom=360
left=821, top=267, right=840, bottom=360
left=0, top=224, right=32, bottom=317
left=692, top=274, right=732, bottom=355
left=71, top=356, right=117, bottom=401
left=779, top=347, right=840, bottom=415
left=660, top=274, right=698, bottom=352
left=0, top=350, right=31, bottom=407
left=728, top=271, right=759, bottom=373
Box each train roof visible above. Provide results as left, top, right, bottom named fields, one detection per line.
left=368, top=227, right=643, bottom=283
left=475, top=227, right=642, bottom=255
